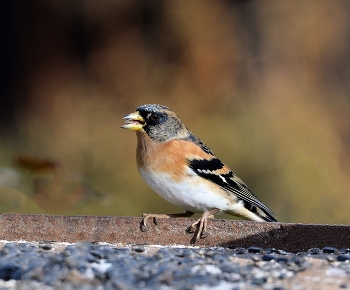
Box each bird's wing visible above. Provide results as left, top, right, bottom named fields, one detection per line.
left=187, top=157, right=277, bottom=222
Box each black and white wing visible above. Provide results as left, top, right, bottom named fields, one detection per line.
left=187, top=156, right=277, bottom=222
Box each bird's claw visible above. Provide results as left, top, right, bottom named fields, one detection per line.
left=140, top=213, right=164, bottom=231
left=140, top=213, right=150, bottom=232
left=200, top=231, right=208, bottom=239
left=140, top=220, right=148, bottom=232
left=188, top=218, right=205, bottom=243
left=188, top=209, right=220, bottom=244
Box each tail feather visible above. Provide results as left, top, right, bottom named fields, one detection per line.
left=256, top=208, right=278, bottom=222
left=244, top=201, right=278, bottom=222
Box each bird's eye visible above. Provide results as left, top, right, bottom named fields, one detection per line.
left=150, top=113, right=159, bottom=121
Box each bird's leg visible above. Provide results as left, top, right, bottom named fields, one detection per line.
left=140, top=211, right=195, bottom=232
left=189, top=208, right=222, bottom=242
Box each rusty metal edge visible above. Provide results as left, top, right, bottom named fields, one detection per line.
left=0, top=214, right=349, bottom=252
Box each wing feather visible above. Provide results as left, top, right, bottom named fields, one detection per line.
left=188, top=158, right=277, bottom=222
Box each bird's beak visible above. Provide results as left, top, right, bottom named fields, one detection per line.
left=121, top=111, right=145, bottom=131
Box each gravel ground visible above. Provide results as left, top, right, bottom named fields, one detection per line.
left=0, top=241, right=348, bottom=289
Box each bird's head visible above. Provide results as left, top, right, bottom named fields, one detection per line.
left=121, top=104, right=188, bottom=142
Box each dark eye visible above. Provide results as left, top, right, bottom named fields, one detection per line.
left=150, top=113, right=159, bottom=121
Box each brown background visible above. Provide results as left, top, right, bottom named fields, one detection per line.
left=1, top=0, right=350, bottom=224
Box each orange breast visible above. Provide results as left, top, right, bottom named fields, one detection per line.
left=136, top=132, right=216, bottom=181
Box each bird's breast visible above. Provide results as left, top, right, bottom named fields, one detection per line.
left=138, top=167, right=232, bottom=213
left=136, top=133, right=190, bottom=181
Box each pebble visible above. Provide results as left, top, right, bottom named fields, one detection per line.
left=337, top=255, right=350, bottom=262
left=247, top=246, right=263, bottom=253
left=322, top=246, right=339, bottom=254
left=0, top=242, right=347, bottom=289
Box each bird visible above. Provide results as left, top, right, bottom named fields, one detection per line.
left=121, top=104, right=277, bottom=243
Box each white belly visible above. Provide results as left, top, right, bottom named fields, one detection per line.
left=138, top=168, right=236, bottom=213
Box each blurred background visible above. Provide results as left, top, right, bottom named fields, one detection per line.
left=1, top=0, right=350, bottom=224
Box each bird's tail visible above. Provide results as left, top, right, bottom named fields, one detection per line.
left=256, top=208, right=278, bottom=222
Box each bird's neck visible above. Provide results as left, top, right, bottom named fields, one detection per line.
left=136, top=131, right=164, bottom=169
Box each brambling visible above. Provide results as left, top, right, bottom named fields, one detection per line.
left=121, top=104, right=277, bottom=242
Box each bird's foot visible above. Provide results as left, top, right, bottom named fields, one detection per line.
left=188, top=209, right=221, bottom=244
left=140, top=211, right=195, bottom=232
left=140, top=213, right=171, bottom=232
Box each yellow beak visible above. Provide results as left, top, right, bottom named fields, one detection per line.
left=121, top=111, right=145, bottom=131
